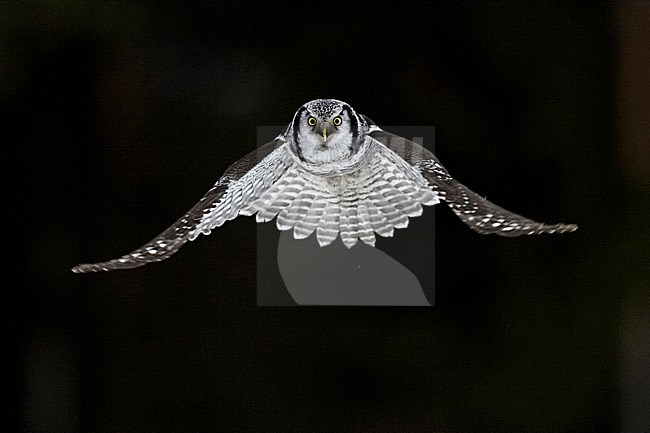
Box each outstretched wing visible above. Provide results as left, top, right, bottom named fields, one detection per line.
left=365, top=121, right=577, bottom=237
left=72, top=135, right=293, bottom=273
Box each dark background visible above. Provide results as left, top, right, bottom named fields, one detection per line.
left=4, top=2, right=649, bottom=432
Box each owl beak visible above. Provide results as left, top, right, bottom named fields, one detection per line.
left=321, top=127, right=328, bottom=143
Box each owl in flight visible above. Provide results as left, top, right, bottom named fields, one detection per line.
left=73, top=99, right=577, bottom=273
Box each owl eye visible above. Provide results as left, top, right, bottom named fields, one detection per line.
left=307, top=117, right=317, bottom=126
left=332, top=116, right=342, bottom=126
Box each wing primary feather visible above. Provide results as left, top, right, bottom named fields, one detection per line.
left=368, top=129, right=578, bottom=237
left=72, top=137, right=289, bottom=273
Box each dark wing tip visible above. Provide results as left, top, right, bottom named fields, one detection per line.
left=543, top=223, right=578, bottom=234
left=517, top=222, right=578, bottom=236
left=489, top=222, right=578, bottom=237
left=71, top=264, right=90, bottom=273
left=71, top=233, right=190, bottom=274
left=443, top=187, right=579, bottom=238
left=71, top=259, right=149, bottom=273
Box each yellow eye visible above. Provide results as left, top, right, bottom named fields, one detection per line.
left=307, top=117, right=317, bottom=126
left=333, top=116, right=342, bottom=126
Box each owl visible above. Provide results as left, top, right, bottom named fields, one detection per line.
left=72, top=99, right=577, bottom=273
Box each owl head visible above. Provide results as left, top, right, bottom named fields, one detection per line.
left=290, top=99, right=367, bottom=166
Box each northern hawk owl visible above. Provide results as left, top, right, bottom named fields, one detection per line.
left=73, top=99, right=577, bottom=273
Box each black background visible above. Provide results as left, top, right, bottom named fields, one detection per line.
left=4, top=2, right=649, bottom=432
